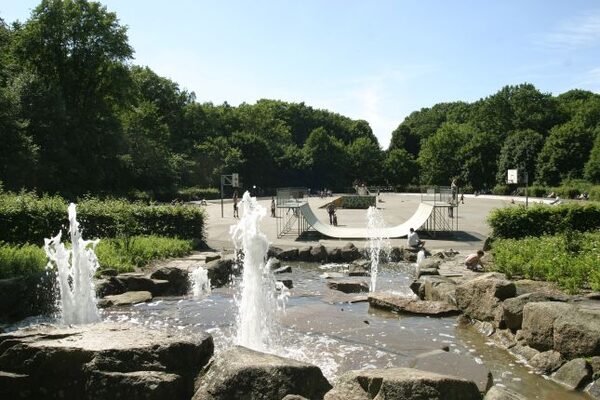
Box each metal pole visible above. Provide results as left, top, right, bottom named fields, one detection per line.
left=220, top=176, right=224, bottom=218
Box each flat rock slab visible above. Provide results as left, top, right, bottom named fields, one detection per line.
left=327, top=279, right=369, bottom=293
left=324, top=367, right=481, bottom=400
left=368, top=293, right=460, bottom=317
left=99, top=290, right=153, bottom=308
left=0, top=322, right=214, bottom=400
left=484, top=385, right=527, bottom=400
left=552, top=358, right=592, bottom=390
left=193, top=346, right=331, bottom=400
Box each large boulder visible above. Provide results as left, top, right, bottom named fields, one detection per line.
left=521, top=301, right=572, bottom=351
left=529, top=350, right=565, bottom=374
left=298, top=246, right=312, bottom=261
left=421, top=276, right=458, bottom=305
left=502, top=292, right=569, bottom=331
left=484, top=385, right=527, bottom=400
left=388, top=246, right=403, bottom=262
left=114, top=273, right=168, bottom=296
left=552, top=358, right=592, bottom=390
left=326, top=247, right=343, bottom=263
left=193, top=346, right=331, bottom=400
left=267, top=245, right=283, bottom=258
left=204, top=256, right=236, bottom=287
left=368, top=293, right=460, bottom=317
left=95, top=276, right=126, bottom=298
left=455, top=273, right=516, bottom=327
left=278, top=248, right=299, bottom=261
left=150, top=266, right=191, bottom=295
left=0, top=322, right=213, bottom=400
left=0, top=272, right=56, bottom=323
left=340, top=243, right=361, bottom=262
left=587, top=379, right=600, bottom=400
left=324, top=367, right=480, bottom=400
left=327, top=280, right=369, bottom=293
left=310, top=245, right=328, bottom=262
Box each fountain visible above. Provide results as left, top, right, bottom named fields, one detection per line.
left=190, top=266, right=211, bottom=297
left=44, top=203, right=101, bottom=325
left=230, top=191, right=283, bottom=352
left=366, top=206, right=389, bottom=292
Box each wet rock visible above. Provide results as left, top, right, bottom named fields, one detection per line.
left=278, top=279, right=293, bottom=289
left=368, top=293, right=460, bottom=317
left=310, top=244, right=327, bottom=262
left=326, top=247, right=342, bottom=262
left=327, top=279, right=369, bottom=293
left=418, top=257, right=442, bottom=269
left=0, top=371, right=31, bottom=399
left=278, top=248, right=299, bottom=261
left=98, top=291, right=152, bottom=308
left=589, top=356, right=600, bottom=379
left=150, top=266, right=190, bottom=295
left=204, top=254, right=221, bottom=263
left=322, top=272, right=345, bottom=279
left=267, top=245, right=283, bottom=258
left=521, top=301, right=571, bottom=351
left=484, top=385, right=527, bottom=400
left=298, top=246, right=312, bottom=261
left=0, top=322, right=213, bottom=400
left=388, top=246, right=403, bottom=262
left=0, top=272, right=56, bottom=323
left=204, top=256, right=235, bottom=287
left=586, top=292, right=600, bottom=300
left=323, top=367, right=480, bottom=400
left=114, top=273, right=168, bottom=296
left=455, top=273, right=516, bottom=327
left=418, top=268, right=440, bottom=277
left=98, top=268, right=118, bottom=277
left=282, top=395, right=309, bottom=400
left=553, top=303, right=600, bottom=359
left=552, top=358, right=592, bottom=390
left=510, top=343, right=540, bottom=361
left=274, top=266, right=292, bottom=274
left=529, top=350, right=565, bottom=374
left=502, top=292, right=569, bottom=331
left=473, top=320, right=495, bottom=337
left=421, top=276, right=457, bottom=305
left=86, top=370, right=184, bottom=400
left=96, top=276, right=126, bottom=297
left=340, top=243, right=361, bottom=262
left=489, top=329, right=517, bottom=349
left=410, top=280, right=424, bottom=299
left=348, top=260, right=370, bottom=277
left=586, top=378, right=600, bottom=399
left=193, top=346, right=331, bottom=400
left=410, top=351, right=493, bottom=394
left=268, top=258, right=282, bottom=270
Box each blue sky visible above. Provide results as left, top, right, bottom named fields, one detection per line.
left=2, top=1, right=600, bottom=148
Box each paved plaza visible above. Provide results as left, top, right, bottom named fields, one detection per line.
left=199, top=193, right=527, bottom=253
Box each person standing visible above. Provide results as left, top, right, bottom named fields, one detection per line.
left=233, top=191, right=239, bottom=218
left=327, top=203, right=336, bottom=225
left=270, top=197, right=276, bottom=217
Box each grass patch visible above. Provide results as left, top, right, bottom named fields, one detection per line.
left=95, top=235, right=194, bottom=273
left=491, top=231, right=600, bottom=294
left=0, top=242, right=47, bottom=279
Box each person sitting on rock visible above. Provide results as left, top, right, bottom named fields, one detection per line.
left=407, top=228, right=425, bottom=249
left=465, top=250, right=485, bottom=271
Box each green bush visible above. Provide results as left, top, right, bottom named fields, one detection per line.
left=488, top=203, right=600, bottom=239
left=176, top=187, right=220, bottom=202
left=492, top=185, right=510, bottom=195
left=95, top=235, right=194, bottom=273
left=340, top=195, right=376, bottom=209
left=491, top=232, right=600, bottom=293
left=0, top=192, right=205, bottom=245
left=0, top=242, right=47, bottom=279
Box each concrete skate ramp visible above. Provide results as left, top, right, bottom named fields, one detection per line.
left=298, top=202, right=434, bottom=239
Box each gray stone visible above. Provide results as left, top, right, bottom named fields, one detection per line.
left=193, top=346, right=331, bottom=400
left=0, top=272, right=56, bottom=323
left=368, top=293, right=460, bottom=317
left=502, top=292, right=569, bottom=331
left=86, top=370, right=184, bottom=400
left=489, top=329, right=517, bottom=349
left=529, top=350, right=565, bottom=374
left=310, top=244, right=327, bottom=262
left=421, top=276, right=457, bottom=305
left=552, top=358, right=592, bottom=390
left=326, top=247, right=342, bottom=262
left=274, top=265, right=292, bottom=274
left=589, top=356, right=600, bottom=380
left=521, top=302, right=572, bottom=351
left=418, top=267, right=440, bottom=277
left=327, top=279, right=369, bottom=293
left=410, top=351, right=493, bottom=394
left=267, top=245, right=283, bottom=258
left=410, top=280, right=424, bottom=299
left=484, top=385, right=527, bottom=400
left=282, top=395, right=309, bottom=400
left=0, top=370, right=31, bottom=399
left=115, top=273, right=168, bottom=296
left=340, top=243, right=361, bottom=262
left=455, top=273, right=516, bottom=327
left=418, top=257, right=442, bottom=269
left=98, top=268, right=118, bottom=277
left=0, top=322, right=213, bottom=400
left=267, top=257, right=282, bottom=270
left=205, top=254, right=221, bottom=263
left=150, top=266, right=190, bottom=295
left=553, top=303, right=600, bottom=359
left=204, top=256, right=235, bottom=287
left=324, top=367, right=480, bottom=400
left=348, top=261, right=370, bottom=277
left=278, top=248, right=299, bottom=261
left=95, top=276, right=126, bottom=298
left=98, top=291, right=152, bottom=308
left=278, top=279, right=293, bottom=289
left=586, top=379, right=600, bottom=400
left=388, top=246, right=403, bottom=262
left=298, top=246, right=312, bottom=261
left=510, top=343, right=540, bottom=361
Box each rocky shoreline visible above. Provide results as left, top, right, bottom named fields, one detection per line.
left=1, top=243, right=599, bottom=399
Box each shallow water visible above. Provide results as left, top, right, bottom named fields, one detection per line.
left=101, top=261, right=586, bottom=399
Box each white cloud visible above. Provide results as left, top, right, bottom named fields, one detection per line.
left=534, top=11, right=600, bottom=50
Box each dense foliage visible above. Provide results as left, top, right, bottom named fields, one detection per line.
left=0, top=191, right=205, bottom=245
left=0, top=236, right=193, bottom=278
left=492, top=232, right=600, bottom=293
left=0, top=1, right=599, bottom=197
left=487, top=203, right=600, bottom=239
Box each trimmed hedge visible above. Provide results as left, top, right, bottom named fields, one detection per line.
left=487, top=203, right=600, bottom=239
left=492, top=181, right=600, bottom=201
left=176, top=187, right=220, bottom=202
left=339, top=195, right=376, bottom=209
left=0, top=192, right=206, bottom=245
left=492, top=232, right=600, bottom=293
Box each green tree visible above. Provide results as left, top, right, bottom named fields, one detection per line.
left=459, top=130, right=501, bottom=191
left=496, top=129, right=544, bottom=185
left=584, top=133, right=600, bottom=183
left=383, top=148, right=418, bottom=186
left=418, top=123, right=471, bottom=185
left=347, top=137, right=384, bottom=184
left=303, top=127, right=349, bottom=190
